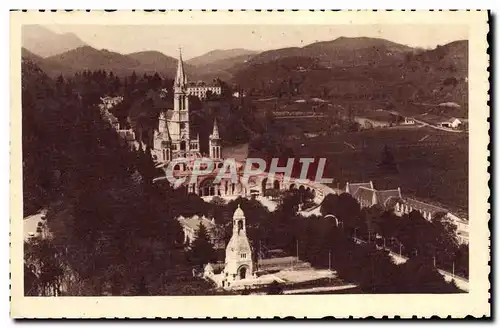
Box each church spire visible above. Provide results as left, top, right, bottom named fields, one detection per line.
left=211, top=118, right=220, bottom=139
left=175, top=48, right=187, bottom=88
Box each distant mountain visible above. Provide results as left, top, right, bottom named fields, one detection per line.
left=22, top=47, right=43, bottom=63
left=22, top=25, right=86, bottom=58
left=231, top=39, right=468, bottom=115
left=127, top=50, right=197, bottom=79
left=32, top=46, right=198, bottom=80
left=194, top=53, right=257, bottom=82
left=22, top=47, right=68, bottom=78
left=186, top=48, right=258, bottom=67
left=44, top=46, right=140, bottom=77
left=246, top=37, right=414, bottom=67
left=394, top=39, right=468, bottom=114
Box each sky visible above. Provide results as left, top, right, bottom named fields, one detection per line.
left=45, top=24, right=468, bottom=60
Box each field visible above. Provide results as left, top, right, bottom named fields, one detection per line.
left=288, top=126, right=468, bottom=216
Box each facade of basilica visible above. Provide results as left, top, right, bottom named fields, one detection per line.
left=153, top=50, right=221, bottom=164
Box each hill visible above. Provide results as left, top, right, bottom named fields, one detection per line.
left=22, top=47, right=68, bottom=78
left=44, top=46, right=141, bottom=76
left=21, top=47, right=43, bottom=63
left=33, top=46, right=198, bottom=79
left=127, top=50, right=198, bottom=79
left=195, top=53, right=257, bottom=81
left=186, top=48, right=258, bottom=67
left=232, top=39, right=468, bottom=115
left=246, top=37, right=413, bottom=67
left=22, top=25, right=86, bottom=58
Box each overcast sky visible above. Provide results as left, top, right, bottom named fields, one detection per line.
left=45, top=24, right=468, bottom=59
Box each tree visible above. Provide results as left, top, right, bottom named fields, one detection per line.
left=188, top=222, right=216, bottom=267
left=320, top=193, right=361, bottom=233
left=24, top=238, right=64, bottom=296
left=378, top=145, right=398, bottom=173
left=267, top=280, right=284, bottom=295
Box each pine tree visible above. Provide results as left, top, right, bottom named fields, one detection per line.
left=378, top=145, right=398, bottom=173
left=188, top=222, right=216, bottom=267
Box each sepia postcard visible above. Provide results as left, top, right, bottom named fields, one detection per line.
left=10, top=10, right=490, bottom=318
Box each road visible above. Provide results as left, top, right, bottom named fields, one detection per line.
left=353, top=237, right=469, bottom=291
left=23, top=209, right=47, bottom=240
left=283, top=284, right=358, bottom=294
left=411, top=118, right=464, bottom=133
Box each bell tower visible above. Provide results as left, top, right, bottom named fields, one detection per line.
left=168, top=48, right=191, bottom=154
left=209, top=118, right=221, bottom=159
left=153, top=111, right=172, bottom=162
left=223, top=205, right=253, bottom=285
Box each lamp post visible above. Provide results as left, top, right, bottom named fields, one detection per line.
left=296, top=240, right=299, bottom=262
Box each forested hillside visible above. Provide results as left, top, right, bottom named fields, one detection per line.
left=231, top=39, right=468, bottom=117
left=22, top=59, right=216, bottom=295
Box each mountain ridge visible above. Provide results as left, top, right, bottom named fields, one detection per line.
left=186, top=48, right=258, bottom=67
left=22, top=25, right=87, bottom=58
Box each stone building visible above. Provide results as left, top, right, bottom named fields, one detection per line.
left=204, top=205, right=255, bottom=289
left=153, top=50, right=220, bottom=163
left=177, top=214, right=225, bottom=249
left=222, top=205, right=254, bottom=285
left=187, top=82, right=222, bottom=100
left=345, top=181, right=469, bottom=244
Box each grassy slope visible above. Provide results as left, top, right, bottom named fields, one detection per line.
left=289, top=127, right=468, bottom=215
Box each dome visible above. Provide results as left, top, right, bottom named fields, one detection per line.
left=233, top=204, right=245, bottom=219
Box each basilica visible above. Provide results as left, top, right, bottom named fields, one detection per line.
left=151, top=51, right=331, bottom=205
left=153, top=50, right=221, bottom=164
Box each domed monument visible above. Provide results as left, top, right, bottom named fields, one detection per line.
left=221, top=205, right=253, bottom=287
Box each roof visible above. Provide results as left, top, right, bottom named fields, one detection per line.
left=346, top=181, right=373, bottom=195
left=384, top=196, right=403, bottom=209
left=353, top=186, right=376, bottom=205
left=226, top=231, right=252, bottom=253
left=233, top=204, right=245, bottom=219
left=187, top=82, right=220, bottom=88
left=374, top=189, right=402, bottom=206
left=404, top=198, right=448, bottom=215
left=177, top=215, right=216, bottom=231
left=353, top=186, right=402, bottom=208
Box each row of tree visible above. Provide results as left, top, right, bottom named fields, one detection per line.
left=176, top=190, right=464, bottom=294
left=320, top=193, right=468, bottom=278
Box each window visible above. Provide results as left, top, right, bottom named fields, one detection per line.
left=241, top=253, right=246, bottom=259
left=180, top=122, right=186, bottom=130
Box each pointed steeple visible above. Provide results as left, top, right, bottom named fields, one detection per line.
left=175, top=48, right=187, bottom=88
left=211, top=118, right=220, bottom=139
